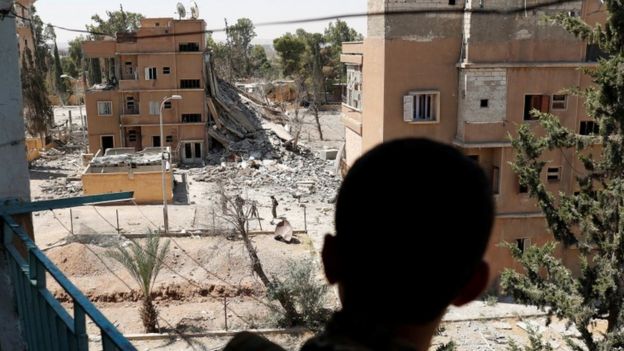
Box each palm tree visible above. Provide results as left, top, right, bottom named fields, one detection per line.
left=107, top=231, right=170, bottom=333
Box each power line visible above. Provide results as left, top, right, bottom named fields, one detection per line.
left=6, top=0, right=579, bottom=39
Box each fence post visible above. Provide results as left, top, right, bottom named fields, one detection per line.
left=223, top=296, right=228, bottom=331
left=70, top=209, right=74, bottom=235
left=116, top=209, right=120, bottom=235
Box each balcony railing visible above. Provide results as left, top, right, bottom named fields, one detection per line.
left=0, top=193, right=136, bottom=350
left=120, top=71, right=138, bottom=81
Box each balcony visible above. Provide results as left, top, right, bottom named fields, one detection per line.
left=119, top=71, right=139, bottom=91
left=455, top=121, right=511, bottom=147
left=123, top=106, right=140, bottom=115
left=0, top=193, right=136, bottom=350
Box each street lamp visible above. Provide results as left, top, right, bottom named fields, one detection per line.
left=60, top=74, right=87, bottom=152
left=160, top=95, right=183, bottom=234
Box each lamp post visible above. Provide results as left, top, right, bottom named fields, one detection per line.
left=60, top=74, right=87, bottom=152
left=159, top=95, right=183, bottom=234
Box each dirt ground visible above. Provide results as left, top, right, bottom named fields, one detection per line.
left=29, top=107, right=592, bottom=351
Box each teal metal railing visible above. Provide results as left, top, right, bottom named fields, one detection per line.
left=1, top=213, right=136, bottom=351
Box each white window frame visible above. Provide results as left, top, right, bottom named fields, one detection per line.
left=551, top=94, right=567, bottom=111
left=145, top=67, right=157, bottom=80
left=97, top=101, right=112, bottom=116
left=149, top=101, right=160, bottom=116
left=403, top=91, right=440, bottom=124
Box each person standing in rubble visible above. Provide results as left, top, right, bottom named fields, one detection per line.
left=271, top=195, right=279, bottom=220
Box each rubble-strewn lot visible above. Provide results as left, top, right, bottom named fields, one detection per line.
left=31, top=106, right=593, bottom=351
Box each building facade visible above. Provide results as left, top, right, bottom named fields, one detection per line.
left=341, top=0, right=607, bottom=284
left=82, top=18, right=208, bottom=164
left=14, top=0, right=36, bottom=67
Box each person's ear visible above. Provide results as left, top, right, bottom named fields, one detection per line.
left=322, top=234, right=341, bottom=284
left=451, top=260, right=489, bottom=307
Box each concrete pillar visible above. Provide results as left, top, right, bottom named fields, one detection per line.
left=0, top=2, right=29, bottom=349
left=0, top=0, right=30, bottom=202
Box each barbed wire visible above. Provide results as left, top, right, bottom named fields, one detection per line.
left=89, top=205, right=267, bottom=324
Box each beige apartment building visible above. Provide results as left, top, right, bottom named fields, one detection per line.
left=341, top=0, right=607, bottom=284
left=82, top=18, right=208, bottom=164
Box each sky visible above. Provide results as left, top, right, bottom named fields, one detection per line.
left=34, top=0, right=367, bottom=48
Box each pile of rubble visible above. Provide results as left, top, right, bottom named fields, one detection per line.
left=191, top=135, right=340, bottom=202
left=30, top=142, right=85, bottom=198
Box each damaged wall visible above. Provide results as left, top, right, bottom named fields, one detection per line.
left=459, top=68, right=507, bottom=124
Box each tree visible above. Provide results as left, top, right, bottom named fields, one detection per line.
left=273, top=33, right=306, bottom=78
left=107, top=232, right=170, bottom=333
left=21, top=47, right=54, bottom=140
left=323, top=19, right=362, bottom=82
left=217, top=186, right=303, bottom=326
left=501, top=3, right=624, bottom=350
left=21, top=6, right=53, bottom=140
left=249, top=45, right=273, bottom=79
left=228, top=18, right=256, bottom=78
left=207, top=33, right=233, bottom=80
left=86, top=4, right=143, bottom=38
left=52, top=41, right=68, bottom=104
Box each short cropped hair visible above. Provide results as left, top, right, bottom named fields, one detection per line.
left=334, top=138, right=494, bottom=324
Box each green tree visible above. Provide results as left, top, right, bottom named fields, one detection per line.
left=502, top=2, right=624, bottom=350
left=21, top=47, right=54, bottom=140
left=21, top=6, right=53, bottom=139
left=227, top=18, right=257, bottom=78
left=52, top=41, right=67, bottom=103
left=249, top=45, right=273, bottom=78
left=324, top=19, right=363, bottom=82
left=86, top=4, right=143, bottom=38
left=207, top=33, right=233, bottom=80
left=107, top=232, right=170, bottom=333
left=61, top=56, right=78, bottom=78
left=273, top=32, right=306, bottom=78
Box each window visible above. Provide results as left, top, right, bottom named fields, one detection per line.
left=182, top=113, right=202, bottom=123
left=145, top=67, right=157, bottom=80
left=580, top=121, right=599, bottom=135
left=492, top=166, right=500, bottom=195
left=516, top=238, right=530, bottom=255
left=345, top=65, right=362, bottom=110
left=449, top=0, right=456, bottom=4
left=163, top=67, right=171, bottom=74
left=125, top=96, right=138, bottom=114
left=149, top=101, right=160, bottom=115
left=552, top=94, right=567, bottom=110
left=480, top=99, right=489, bottom=108
left=523, top=94, right=550, bottom=120
left=547, top=167, right=561, bottom=182
left=586, top=44, right=608, bottom=62
left=97, top=101, right=113, bottom=116
left=179, top=43, right=199, bottom=52
left=166, top=135, right=173, bottom=143
left=180, top=79, right=201, bottom=89
left=152, top=136, right=161, bottom=147
left=518, top=177, right=528, bottom=194
left=164, top=101, right=172, bottom=109
left=403, top=92, right=439, bottom=122
left=128, top=130, right=137, bottom=142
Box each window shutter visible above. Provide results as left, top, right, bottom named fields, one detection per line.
left=541, top=95, right=550, bottom=113
left=403, top=95, right=414, bottom=122
left=145, top=67, right=151, bottom=80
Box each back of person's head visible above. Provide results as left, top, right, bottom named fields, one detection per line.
left=328, top=138, right=494, bottom=325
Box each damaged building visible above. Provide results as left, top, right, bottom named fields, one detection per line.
left=340, top=0, right=607, bottom=283
left=82, top=17, right=209, bottom=163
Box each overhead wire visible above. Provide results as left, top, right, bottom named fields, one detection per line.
left=5, top=0, right=580, bottom=39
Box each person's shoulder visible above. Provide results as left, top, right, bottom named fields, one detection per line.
left=224, top=332, right=286, bottom=351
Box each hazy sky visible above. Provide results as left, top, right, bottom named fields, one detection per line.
left=34, top=0, right=367, bottom=47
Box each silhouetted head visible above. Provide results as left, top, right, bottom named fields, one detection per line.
left=323, top=138, right=494, bottom=325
